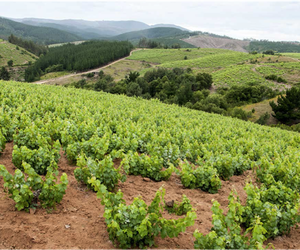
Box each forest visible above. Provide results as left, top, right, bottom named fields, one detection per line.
left=249, top=40, right=300, bottom=53
left=25, top=40, right=133, bottom=82
left=8, top=34, right=48, bottom=56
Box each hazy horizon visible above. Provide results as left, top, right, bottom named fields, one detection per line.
left=1, top=1, right=300, bottom=42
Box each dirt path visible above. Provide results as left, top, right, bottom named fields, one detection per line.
left=34, top=49, right=142, bottom=85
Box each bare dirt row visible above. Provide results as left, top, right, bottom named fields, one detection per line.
left=0, top=142, right=299, bottom=249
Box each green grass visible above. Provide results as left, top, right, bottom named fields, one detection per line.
left=0, top=39, right=37, bottom=67
left=282, top=53, right=300, bottom=60
left=127, top=48, right=231, bottom=64
left=40, top=71, right=70, bottom=80
left=102, top=59, right=155, bottom=81
left=160, top=51, right=262, bottom=68
left=241, top=96, right=278, bottom=125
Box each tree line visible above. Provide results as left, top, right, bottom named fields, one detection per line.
left=8, top=34, right=48, bottom=56
left=25, top=40, right=133, bottom=82
left=249, top=40, right=300, bottom=53
left=69, top=67, right=279, bottom=121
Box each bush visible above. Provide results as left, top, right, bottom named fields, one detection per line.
left=277, top=76, right=287, bottom=83
left=229, top=108, right=251, bottom=121
left=74, top=154, right=126, bottom=191
left=243, top=181, right=300, bottom=238
left=255, top=112, right=270, bottom=125
left=194, top=192, right=267, bottom=249
left=0, top=162, right=68, bottom=211
left=121, top=151, right=174, bottom=181
left=7, top=60, right=13, bottom=67
left=265, top=74, right=278, bottom=81
left=179, top=160, right=221, bottom=193
left=89, top=180, right=196, bottom=249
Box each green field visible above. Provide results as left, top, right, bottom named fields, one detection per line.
left=127, top=48, right=300, bottom=89
left=282, top=53, right=300, bottom=60
left=40, top=71, right=70, bottom=80
left=212, top=64, right=270, bottom=87
left=0, top=39, right=37, bottom=67
left=127, top=48, right=232, bottom=64
left=160, top=51, right=262, bottom=68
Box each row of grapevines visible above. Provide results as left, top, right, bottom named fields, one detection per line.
left=194, top=192, right=268, bottom=249
left=89, top=177, right=196, bottom=249
left=0, top=162, right=68, bottom=211
left=0, top=81, right=300, bottom=241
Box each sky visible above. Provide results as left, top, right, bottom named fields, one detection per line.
left=0, top=0, right=300, bottom=41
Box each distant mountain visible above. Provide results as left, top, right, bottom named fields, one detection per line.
left=111, top=27, right=188, bottom=41
left=10, top=18, right=189, bottom=39
left=0, top=17, right=81, bottom=44
left=150, top=24, right=189, bottom=31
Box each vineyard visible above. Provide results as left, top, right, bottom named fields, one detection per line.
left=0, top=80, right=300, bottom=248
left=126, top=48, right=300, bottom=89
left=212, top=65, right=270, bottom=87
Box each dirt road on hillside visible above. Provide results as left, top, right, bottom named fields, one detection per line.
left=34, top=49, right=142, bottom=85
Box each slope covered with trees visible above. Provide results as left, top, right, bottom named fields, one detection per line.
left=248, top=40, right=300, bottom=53
left=111, top=27, right=188, bottom=41
left=8, top=34, right=48, bottom=56
left=0, top=17, right=81, bottom=45
left=25, top=40, right=133, bottom=82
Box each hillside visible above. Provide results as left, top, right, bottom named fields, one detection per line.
left=0, top=39, right=37, bottom=66
left=1, top=80, right=300, bottom=248
left=248, top=40, right=300, bottom=53
left=128, top=48, right=299, bottom=88
left=182, top=35, right=250, bottom=52
left=0, top=17, right=82, bottom=44
left=11, top=18, right=189, bottom=39
left=111, top=27, right=188, bottom=41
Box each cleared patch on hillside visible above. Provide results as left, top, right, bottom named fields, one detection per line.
left=0, top=39, right=37, bottom=67
left=182, top=35, right=250, bottom=53
left=241, top=96, right=278, bottom=125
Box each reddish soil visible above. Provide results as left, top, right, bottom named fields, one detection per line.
left=0, top=142, right=299, bottom=249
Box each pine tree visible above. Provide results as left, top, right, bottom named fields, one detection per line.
left=0, top=67, right=10, bottom=80
left=270, top=87, right=300, bottom=123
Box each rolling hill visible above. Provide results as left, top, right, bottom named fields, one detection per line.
left=111, top=27, right=188, bottom=41
left=0, top=17, right=82, bottom=44
left=248, top=40, right=300, bottom=53
left=0, top=39, right=37, bottom=67
left=10, top=18, right=189, bottom=39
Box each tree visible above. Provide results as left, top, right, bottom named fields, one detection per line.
left=125, top=71, right=140, bottom=84
left=270, top=87, right=300, bottom=123
left=126, top=82, right=142, bottom=97
left=7, top=60, right=13, bottom=67
left=0, top=67, right=10, bottom=80
left=263, top=50, right=274, bottom=55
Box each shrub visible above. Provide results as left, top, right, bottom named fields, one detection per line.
left=74, top=154, right=126, bottom=192
left=0, top=162, right=68, bottom=211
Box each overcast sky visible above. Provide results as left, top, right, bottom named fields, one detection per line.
left=1, top=0, right=300, bottom=41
